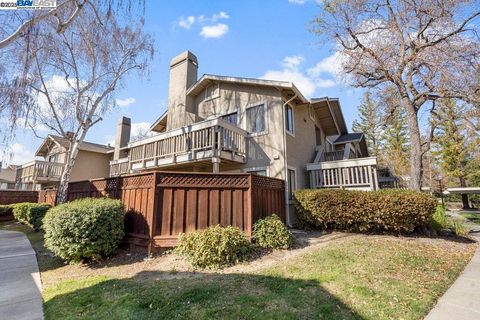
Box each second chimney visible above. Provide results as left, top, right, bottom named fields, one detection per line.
left=114, top=116, right=131, bottom=160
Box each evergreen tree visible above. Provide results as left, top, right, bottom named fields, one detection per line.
left=383, top=105, right=410, bottom=177
left=432, top=99, right=474, bottom=209
left=352, top=91, right=383, bottom=157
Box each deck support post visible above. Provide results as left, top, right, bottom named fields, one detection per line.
left=212, top=157, right=221, bottom=173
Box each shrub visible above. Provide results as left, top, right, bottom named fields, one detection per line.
left=176, top=225, right=252, bottom=269
left=294, top=189, right=437, bottom=233
left=0, top=205, right=13, bottom=216
left=43, top=198, right=124, bottom=262
left=432, top=205, right=468, bottom=236
left=12, top=202, right=51, bottom=231
left=252, top=214, right=293, bottom=249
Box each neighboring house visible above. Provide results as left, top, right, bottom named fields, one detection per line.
left=0, top=163, right=17, bottom=190
left=109, top=51, right=380, bottom=224
left=16, top=135, right=113, bottom=190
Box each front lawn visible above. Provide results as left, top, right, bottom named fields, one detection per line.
left=41, top=237, right=475, bottom=320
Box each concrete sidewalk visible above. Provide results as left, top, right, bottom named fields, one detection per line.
left=426, top=211, right=480, bottom=320
left=0, top=230, right=43, bottom=320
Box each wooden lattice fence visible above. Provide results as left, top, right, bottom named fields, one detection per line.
left=38, top=171, right=286, bottom=251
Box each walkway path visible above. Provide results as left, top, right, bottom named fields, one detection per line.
left=0, top=230, right=43, bottom=320
left=426, top=210, right=480, bottom=320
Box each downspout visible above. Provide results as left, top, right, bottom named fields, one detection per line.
left=282, top=93, right=297, bottom=227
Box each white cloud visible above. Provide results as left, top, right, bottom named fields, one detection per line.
left=116, top=97, right=136, bottom=108
left=261, top=54, right=341, bottom=97
left=212, top=11, right=229, bottom=21
left=178, top=16, right=195, bottom=29
left=176, top=12, right=230, bottom=39
left=307, top=52, right=342, bottom=78
left=200, top=23, right=229, bottom=38
left=262, top=69, right=317, bottom=97
left=283, top=55, right=305, bottom=70
left=3, top=143, right=36, bottom=165
left=288, top=0, right=307, bottom=4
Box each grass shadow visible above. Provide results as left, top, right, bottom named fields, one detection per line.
left=43, top=270, right=364, bottom=320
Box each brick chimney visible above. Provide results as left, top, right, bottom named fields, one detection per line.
left=114, top=116, right=131, bottom=160
left=166, top=51, right=198, bottom=130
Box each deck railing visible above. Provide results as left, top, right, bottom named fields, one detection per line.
left=110, top=118, right=248, bottom=176
left=307, top=157, right=378, bottom=190
left=16, top=160, right=64, bottom=183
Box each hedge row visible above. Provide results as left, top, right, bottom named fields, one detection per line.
left=294, top=189, right=437, bottom=233
left=0, top=204, right=13, bottom=216
left=12, top=202, right=52, bottom=231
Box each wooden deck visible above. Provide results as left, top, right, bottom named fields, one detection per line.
left=110, top=118, right=248, bottom=176
left=16, top=160, right=63, bottom=184
left=307, top=157, right=379, bottom=191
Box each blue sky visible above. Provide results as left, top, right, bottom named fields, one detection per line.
left=7, top=0, right=365, bottom=165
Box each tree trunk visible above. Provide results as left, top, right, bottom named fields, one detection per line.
left=460, top=177, right=471, bottom=209
left=403, top=99, right=423, bottom=191
left=56, top=141, right=81, bottom=204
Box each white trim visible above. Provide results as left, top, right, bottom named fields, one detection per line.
left=245, top=101, right=268, bottom=136
left=243, top=166, right=269, bottom=176
left=306, top=156, right=377, bottom=170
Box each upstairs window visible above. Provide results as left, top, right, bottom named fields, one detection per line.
left=221, top=111, right=238, bottom=125
left=246, top=104, right=265, bottom=134
left=205, top=83, right=219, bottom=100
left=285, top=104, right=294, bottom=135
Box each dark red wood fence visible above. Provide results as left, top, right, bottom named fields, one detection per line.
left=0, top=190, right=39, bottom=205
left=38, top=171, right=286, bottom=251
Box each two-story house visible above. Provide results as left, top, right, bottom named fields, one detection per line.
left=16, top=134, right=113, bottom=190
left=109, top=51, right=379, bottom=224
left=0, top=163, right=17, bottom=190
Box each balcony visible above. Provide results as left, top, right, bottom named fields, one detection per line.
left=307, top=157, right=379, bottom=191
left=16, top=160, right=64, bottom=184
left=110, top=118, right=248, bottom=176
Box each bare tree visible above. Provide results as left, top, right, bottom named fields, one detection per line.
left=313, top=0, right=480, bottom=190
left=0, top=0, right=144, bottom=145
left=24, top=8, right=153, bottom=202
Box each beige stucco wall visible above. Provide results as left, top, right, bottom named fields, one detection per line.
left=70, top=150, right=112, bottom=181
left=193, top=82, right=287, bottom=181
left=285, top=104, right=320, bottom=190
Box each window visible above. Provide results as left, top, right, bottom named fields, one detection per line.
left=245, top=167, right=268, bottom=176
left=285, top=104, right=294, bottom=134
left=48, top=153, right=59, bottom=163
left=287, top=168, right=296, bottom=201
left=205, top=83, right=219, bottom=100
left=246, top=104, right=265, bottom=134
left=221, top=111, right=238, bottom=125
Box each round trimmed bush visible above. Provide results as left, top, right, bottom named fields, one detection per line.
left=252, top=214, right=293, bottom=249
left=43, top=198, right=125, bottom=262
left=176, top=225, right=252, bottom=269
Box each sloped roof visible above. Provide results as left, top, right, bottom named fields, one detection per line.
left=186, top=74, right=309, bottom=105
left=35, top=135, right=113, bottom=157
left=333, top=133, right=364, bottom=144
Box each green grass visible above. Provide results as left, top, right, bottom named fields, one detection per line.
left=41, top=237, right=474, bottom=320
left=458, top=212, right=480, bottom=224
